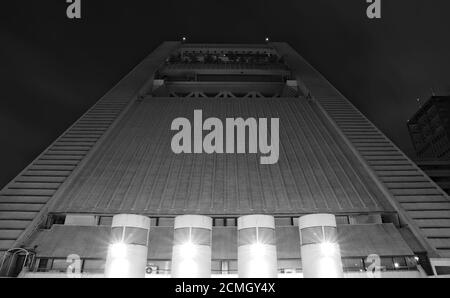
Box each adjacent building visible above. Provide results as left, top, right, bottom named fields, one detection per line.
left=408, top=95, right=450, bottom=160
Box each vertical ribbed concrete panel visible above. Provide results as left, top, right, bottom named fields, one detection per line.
left=299, top=214, right=343, bottom=278
left=105, top=214, right=150, bottom=278
left=238, top=215, right=278, bottom=278
left=171, top=215, right=212, bottom=278
left=273, top=42, right=450, bottom=258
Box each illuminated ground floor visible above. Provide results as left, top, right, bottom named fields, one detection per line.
left=3, top=213, right=449, bottom=278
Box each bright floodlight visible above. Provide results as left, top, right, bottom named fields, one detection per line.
left=182, top=36, right=187, bottom=42
left=320, top=242, right=336, bottom=257
left=109, top=258, right=130, bottom=277
left=107, top=242, right=129, bottom=277
left=250, top=242, right=265, bottom=258
left=110, top=242, right=127, bottom=259
left=318, top=257, right=340, bottom=278
left=265, top=37, right=269, bottom=42
left=180, top=241, right=196, bottom=259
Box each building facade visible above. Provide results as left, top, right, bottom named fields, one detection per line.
left=408, top=95, right=450, bottom=160
left=1, top=42, right=450, bottom=278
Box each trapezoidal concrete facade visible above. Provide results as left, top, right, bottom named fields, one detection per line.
left=1, top=42, right=450, bottom=277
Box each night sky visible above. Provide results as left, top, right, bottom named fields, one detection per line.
left=1, top=0, right=450, bottom=188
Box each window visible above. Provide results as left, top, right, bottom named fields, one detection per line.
left=335, top=216, right=349, bottom=225
left=275, top=217, right=293, bottom=226
left=238, top=227, right=275, bottom=246
left=278, top=259, right=301, bottom=273
left=225, top=218, right=237, bottom=227
left=36, top=258, right=50, bottom=272
left=124, top=227, right=149, bottom=246
left=300, top=226, right=323, bottom=245
left=393, top=257, right=408, bottom=270
left=51, top=259, right=70, bottom=273
left=44, top=214, right=66, bottom=229
left=111, top=227, right=124, bottom=242
left=211, top=260, right=222, bottom=274
left=435, top=266, right=450, bottom=276
left=342, top=258, right=365, bottom=272
left=349, top=214, right=382, bottom=225
left=213, top=218, right=237, bottom=227
left=98, top=216, right=113, bottom=226
left=83, top=259, right=105, bottom=273
left=158, top=218, right=175, bottom=227
left=213, top=218, right=225, bottom=227
left=149, top=217, right=158, bottom=227
left=174, top=227, right=211, bottom=246
left=380, top=257, right=395, bottom=271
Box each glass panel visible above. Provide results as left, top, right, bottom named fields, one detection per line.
left=228, top=260, right=238, bottom=274
left=174, top=227, right=211, bottom=246
left=174, top=227, right=190, bottom=245
left=124, top=227, right=148, bottom=246
left=158, top=218, right=174, bottom=227
left=435, top=266, right=450, bottom=276
left=257, top=227, right=276, bottom=245
left=278, top=259, right=301, bottom=272
left=51, top=259, right=70, bottom=273
left=37, top=258, right=50, bottom=272
left=225, top=218, right=237, bottom=227
left=301, top=226, right=323, bottom=245
left=343, top=258, right=365, bottom=272
left=393, top=257, right=407, bottom=270
left=191, top=228, right=211, bottom=246
left=214, top=218, right=225, bottom=227
left=211, top=260, right=221, bottom=274
left=238, top=228, right=257, bottom=246
left=405, top=257, right=418, bottom=270
left=275, top=217, right=292, bottom=226
left=110, top=227, right=124, bottom=243
left=335, top=216, right=349, bottom=225
left=380, top=257, right=395, bottom=271
left=323, top=226, right=338, bottom=243
left=98, top=216, right=113, bottom=226
left=149, top=217, right=158, bottom=227
left=83, top=259, right=105, bottom=273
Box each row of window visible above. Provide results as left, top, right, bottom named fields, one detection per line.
left=33, top=256, right=418, bottom=275
left=45, top=213, right=400, bottom=229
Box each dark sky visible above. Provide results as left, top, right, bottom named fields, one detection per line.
left=1, top=0, right=450, bottom=188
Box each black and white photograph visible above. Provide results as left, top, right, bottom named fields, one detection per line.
left=1, top=0, right=450, bottom=286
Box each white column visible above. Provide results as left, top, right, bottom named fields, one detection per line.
left=298, top=214, right=343, bottom=278
left=104, top=214, right=150, bottom=278
left=171, top=215, right=212, bottom=278
left=238, top=215, right=278, bottom=278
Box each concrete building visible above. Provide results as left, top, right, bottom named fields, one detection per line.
left=408, top=95, right=450, bottom=160
left=415, top=160, right=450, bottom=196
left=1, top=42, right=450, bottom=278
left=407, top=96, right=450, bottom=198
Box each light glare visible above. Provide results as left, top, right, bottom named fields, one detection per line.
left=110, top=242, right=127, bottom=259
left=180, top=241, right=196, bottom=259
left=250, top=242, right=265, bottom=258
left=320, top=242, right=336, bottom=257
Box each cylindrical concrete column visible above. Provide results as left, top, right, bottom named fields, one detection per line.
left=237, top=215, right=278, bottom=278
left=171, top=215, right=212, bottom=278
left=298, top=214, right=343, bottom=278
left=104, top=214, right=150, bottom=278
